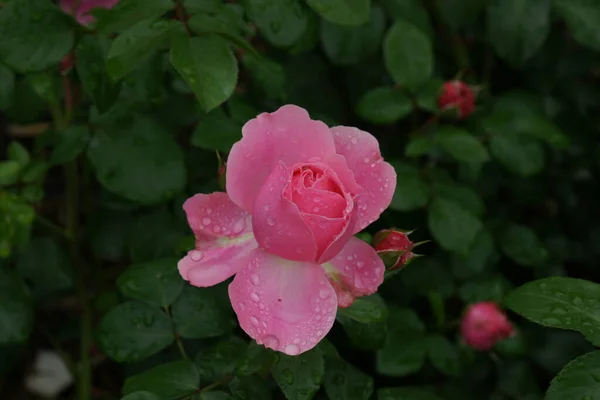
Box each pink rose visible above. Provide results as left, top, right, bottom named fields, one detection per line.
left=59, top=0, right=119, bottom=26
left=178, top=105, right=396, bottom=355
left=461, top=301, right=515, bottom=351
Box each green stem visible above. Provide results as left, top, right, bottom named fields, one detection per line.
left=35, top=214, right=67, bottom=237
left=198, top=376, right=232, bottom=393
left=164, top=307, right=188, bottom=359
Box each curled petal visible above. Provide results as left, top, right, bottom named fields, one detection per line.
left=183, top=192, right=252, bottom=240
left=228, top=249, right=338, bottom=355
left=322, top=237, right=385, bottom=307
left=227, top=105, right=337, bottom=212
left=331, top=126, right=397, bottom=232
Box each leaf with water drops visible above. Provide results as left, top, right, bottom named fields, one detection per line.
left=98, top=301, right=174, bottom=362
left=172, top=284, right=235, bottom=339
left=123, top=359, right=200, bottom=400
left=506, top=277, right=600, bottom=346
left=229, top=375, right=273, bottom=400
left=377, top=387, right=445, bottom=400
left=170, top=30, right=238, bottom=112
left=324, top=358, right=374, bottom=400
left=117, top=257, right=183, bottom=308
left=96, top=0, right=174, bottom=33
left=194, top=337, right=247, bottom=383
left=271, top=346, right=325, bottom=400
left=246, top=0, right=309, bottom=48
left=337, top=294, right=388, bottom=324
left=235, top=341, right=277, bottom=377
left=546, top=350, right=600, bottom=400
left=306, top=0, right=371, bottom=26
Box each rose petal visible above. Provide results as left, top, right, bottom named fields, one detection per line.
left=228, top=248, right=338, bottom=355
left=183, top=192, right=252, bottom=240
left=252, top=162, right=318, bottom=262
left=227, top=105, right=337, bottom=213
left=321, top=237, right=385, bottom=307
left=178, top=236, right=257, bottom=287
left=60, top=0, right=119, bottom=25
left=330, top=126, right=397, bottom=232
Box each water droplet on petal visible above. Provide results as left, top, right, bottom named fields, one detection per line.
left=357, top=261, right=364, bottom=268
left=351, top=138, right=358, bottom=144
left=189, top=250, right=203, bottom=262
left=202, top=217, right=211, bottom=225
left=232, top=219, right=245, bottom=234
left=363, top=157, right=369, bottom=163
left=250, top=316, right=259, bottom=326
left=267, top=217, right=275, bottom=226
left=250, top=274, right=260, bottom=286
left=250, top=292, right=260, bottom=302
left=264, top=335, right=279, bottom=350
left=284, top=344, right=300, bottom=355
left=319, top=288, right=330, bottom=299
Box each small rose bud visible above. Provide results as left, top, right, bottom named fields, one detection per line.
left=373, top=229, right=421, bottom=270
left=437, top=80, right=476, bottom=119
left=60, top=53, right=74, bottom=76
left=461, top=301, right=515, bottom=351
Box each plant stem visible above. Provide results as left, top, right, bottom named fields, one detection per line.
left=164, top=307, right=188, bottom=359
left=175, top=0, right=192, bottom=36
left=35, top=214, right=67, bottom=237
left=198, top=376, right=233, bottom=393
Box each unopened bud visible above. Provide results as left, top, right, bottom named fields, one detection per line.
left=373, top=229, right=423, bottom=270
left=460, top=301, right=515, bottom=351
left=437, top=80, right=476, bottom=119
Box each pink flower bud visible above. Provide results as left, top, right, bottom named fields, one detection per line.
left=461, top=301, right=515, bottom=351
left=372, top=229, right=417, bottom=270
left=437, top=80, right=476, bottom=119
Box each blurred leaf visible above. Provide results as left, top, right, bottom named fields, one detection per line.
left=0, top=0, right=73, bottom=73
left=426, top=335, right=460, bottom=377
left=0, top=161, right=20, bottom=186
left=431, top=181, right=485, bottom=217
left=498, top=223, right=548, bottom=267
left=380, top=0, right=433, bottom=37
left=321, top=5, right=385, bottom=66
left=20, top=160, right=47, bottom=185
left=76, top=35, right=121, bottom=113
left=16, top=237, right=73, bottom=297
left=324, top=358, right=374, bottom=400
left=356, top=87, right=413, bottom=125
left=88, top=208, right=133, bottom=261
left=496, top=360, right=541, bottom=398
left=246, top=0, right=309, bottom=47
left=554, top=0, right=600, bottom=51
left=98, top=301, right=174, bottom=362
left=0, top=64, right=14, bottom=110
left=106, top=18, right=174, bottom=81
left=229, top=375, right=272, bottom=400
left=337, top=294, right=388, bottom=324
left=171, top=31, right=238, bottom=112
left=271, top=346, right=324, bottom=400
left=50, top=125, right=91, bottom=165
left=121, top=392, right=161, bottom=400
left=242, top=54, right=287, bottom=101
left=546, top=350, right=600, bottom=399
left=441, top=0, right=487, bottom=29
left=172, top=284, right=234, bottom=339
left=7, top=142, right=29, bottom=168
left=191, top=108, right=242, bottom=152
left=87, top=117, right=186, bottom=204
left=123, top=360, right=199, bottom=399
left=194, top=338, right=247, bottom=382
left=306, top=0, right=371, bottom=26
left=401, top=258, right=454, bottom=299
left=128, top=207, right=183, bottom=262
left=459, top=276, right=510, bottom=303
left=117, top=258, right=183, bottom=308
left=489, top=134, right=544, bottom=177
left=236, top=341, right=277, bottom=376
left=0, top=267, right=32, bottom=343
left=194, top=392, right=232, bottom=400
left=96, top=0, right=174, bottom=33
left=435, top=126, right=489, bottom=164
left=506, top=277, right=600, bottom=346
left=487, top=0, right=551, bottom=67
left=384, top=19, right=433, bottom=91
left=378, top=387, right=445, bottom=399
left=389, top=162, right=429, bottom=211
left=405, top=136, right=436, bottom=157
left=428, top=197, right=482, bottom=255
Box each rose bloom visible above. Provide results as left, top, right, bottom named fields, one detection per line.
left=461, top=301, right=515, bottom=351
left=179, top=105, right=396, bottom=355
left=59, top=0, right=119, bottom=26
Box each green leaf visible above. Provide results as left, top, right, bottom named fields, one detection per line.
left=431, top=181, right=485, bottom=217
left=498, top=223, right=548, bottom=267
left=306, top=0, right=370, bottom=26
left=554, top=0, right=600, bottom=51
left=121, top=392, right=161, bottom=400
left=117, top=258, right=183, bottom=308
left=378, top=387, right=444, bottom=400
left=459, top=276, right=510, bottom=304
left=229, top=375, right=272, bottom=400
left=381, top=0, right=433, bottom=37
left=106, top=18, right=174, bottom=81
left=435, top=126, right=489, bottom=164
left=428, top=197, right=482, bottom=255
left=389, top=162, right=429, bottom=211
left=546, top=350, right=600, bottom=400
left=356, top=87, right=413, bottom=125
left=271, top=347, right=324, bottom=400
left=7, top=142, right=29, bottom=169
left=127, top=207, right=183, bottom=263
left=405, top=136, right=436, bottom=157
left=20, top=161, right=48, bottom=185
left=337, top=294, right=388, bottom=324
left=188, top=9, right=257, bottom=57
left=506, top=277, right=600, bottom=346
left=171, top=31, right=238, bottom=112
left=336, top=315, right=388, bottom=350
left=487, top=0, right=551, bottom=67
left=16, top=237, right=73, bottom=297
left=489, top=134, right=544, bottom=177
left=377, top=332, right=428, bottom=377
left=246, top=0, right=309, bottom=47
left=76, top=35, right=121, bottom=113
left=0, top=161, right=21, bottom=186
left=123, top=360, right=199, bottom=400
left=414, top=78, right=443, bottom=112
left=194, top=392, right=233, bottom=400
left=0, top=267, right=32, bottom=343
left=241, top=54, right=287, bottom=101
left=0, top=0, right=74, bottom=73
left=383, top=19, right=433, bottom=90
left=96, top=0, right=174, bottom=33
left=191, top=108, right=242, bottom=152
left=321, top=5, right=385, bottom=66
left=426, top=335, right=460, bottom=377
left=194, top=338, right=247, bottom=383
left=50, top=126, right=91, bottom=166
left=172, top=284, right=234, bottom=339
left=98, top=301, right=174, bottom=362
left=324, top=358, right=374, bottom=400
left=87, top=117, right=186, bottom=204
left=235, top=341, right=277, bottom=376
left=0, top=64, right=14, bottom=110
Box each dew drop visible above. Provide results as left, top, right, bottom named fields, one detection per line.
left=232, top=219, right=245, bottom=234
left=212, top=225, right=221, bottom=233
left=189, top=250, right=203, bottom=262
left=284, top=344, right=301, bottom=356
left=264, top=204, right=270, bottom=211
left=363, top=157, right=369, bottom=163
left=313, top=206, right=320, bottom=213
left=250, top=274, right=260, bottom=286
left=351, top=138, right=358, bottom=144
left=267, top=216, right=275, bottom=226
left=202, top=217, right=211, bottom=225
left=356, top=261, right=365, bottom=268
left=264, top=335, right=279, bottom=350
left=250, top=292, right=260, bottom=302
left=250, top=316, right=259, bottom=326
left=319, top=288, right=330, bottom=299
